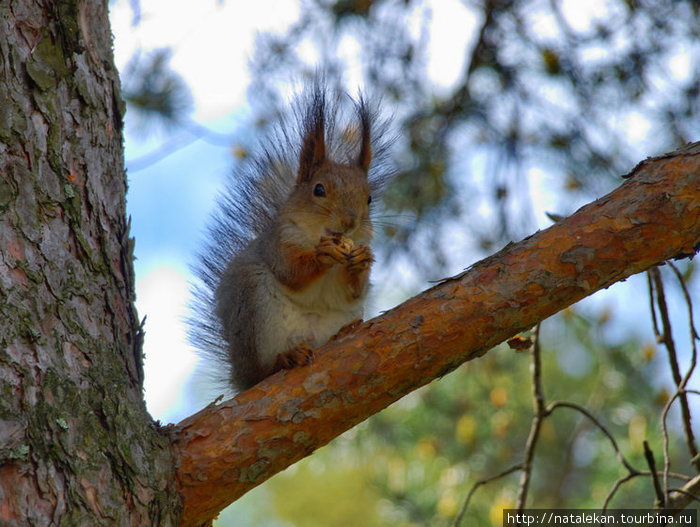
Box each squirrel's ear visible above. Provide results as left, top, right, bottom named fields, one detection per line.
left=357, top=97, right=372, bottom=173
left=298, top=97, right=326, bottom=183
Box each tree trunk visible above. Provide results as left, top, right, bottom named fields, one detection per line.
left=0, top=1, right=180, bottom=525
left=172, top=143, right=699, bottom=526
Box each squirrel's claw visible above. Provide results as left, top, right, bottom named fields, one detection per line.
left=274, top=343, right=315, bottom=371
left=345, top=245, right=373, bottom=274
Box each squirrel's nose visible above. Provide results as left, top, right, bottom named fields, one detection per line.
left=340, top=211, right=358, bottom=233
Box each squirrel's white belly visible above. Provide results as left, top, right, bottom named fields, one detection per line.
left=254, top=267, right=365, bottom=369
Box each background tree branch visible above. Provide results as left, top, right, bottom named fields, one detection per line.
left=171, top=142, right=699, bottom=526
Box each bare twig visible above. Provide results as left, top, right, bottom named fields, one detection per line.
left=520, top=397, right=646, bottom=510
left=516, top=324, right=544, bottom=511
left=662, top=390, right=681, bottom=502
left=647, top=272, right=661, bottom=337
left=603, top=473, right=642, bottom=510
left=602, top=471, right=690, bottom=510
left=452, top=464, right=524, bottom=527
left=644, top=440, right=665, bottom=508
left=547, top=401, right=639, bottom=474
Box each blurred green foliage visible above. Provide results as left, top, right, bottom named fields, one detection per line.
left=121, top=48, right=193, bottom=134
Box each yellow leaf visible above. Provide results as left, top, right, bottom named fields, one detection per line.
left=456, top=415, right=477, bottom=444
left=642, top=342, right=656, bottom=361
left=490, top=387, right=509, bottom=407
left=490, top=495, right=514, bottom=526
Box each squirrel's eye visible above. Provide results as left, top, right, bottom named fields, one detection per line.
left=367, top=194, right=372, bottom=205
left=313, top=183, right=326, bottom=197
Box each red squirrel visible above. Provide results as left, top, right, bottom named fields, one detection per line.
left=189, top=81, right=392, bottom=392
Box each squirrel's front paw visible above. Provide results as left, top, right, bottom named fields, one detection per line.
left=316, top=234, right=352, bottom=265
left=274, top=344, right=314, bottom=371
left=345, top=245, right=373, bottom=274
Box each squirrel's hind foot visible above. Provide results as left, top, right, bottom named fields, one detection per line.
left=274, top=344, right=315, bottom=371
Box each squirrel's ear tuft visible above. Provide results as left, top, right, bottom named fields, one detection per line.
left=357, top=95, right=372, bottom=173
left=298, top=88, right=326, bottom=183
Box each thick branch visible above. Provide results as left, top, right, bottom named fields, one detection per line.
left=171, top=142, right=699, bottom=526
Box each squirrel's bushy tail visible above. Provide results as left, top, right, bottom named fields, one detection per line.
left=187, top=79, right=394, bottom=392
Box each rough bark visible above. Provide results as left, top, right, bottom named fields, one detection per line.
left=171, top=143, right=699, bottom=526
left=0, top=0, right=180, bottom=525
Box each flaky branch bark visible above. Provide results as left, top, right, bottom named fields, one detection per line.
left=171, top=142, right=699, bottom=526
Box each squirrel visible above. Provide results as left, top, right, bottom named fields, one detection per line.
left=189, top=81, right=392, bottom=393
